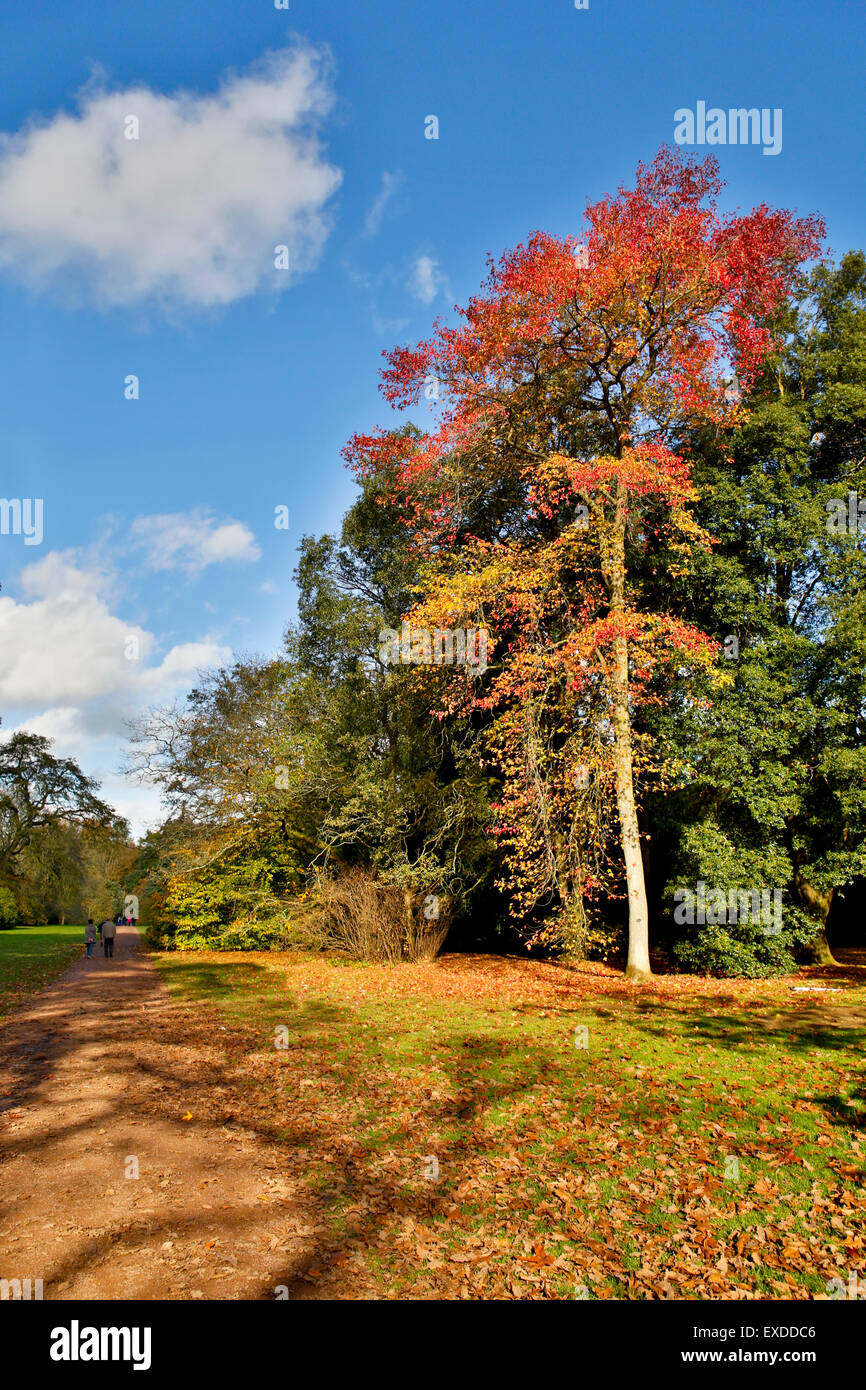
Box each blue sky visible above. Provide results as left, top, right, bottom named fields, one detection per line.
left=0, top=0, right=863, bottom=835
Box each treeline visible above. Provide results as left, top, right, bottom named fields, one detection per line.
left=125, top=155, right=866, bottom=979
left=0, top=732, right=135, bottom=926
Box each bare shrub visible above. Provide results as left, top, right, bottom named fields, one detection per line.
left=298, top=867, right=451, bottom=963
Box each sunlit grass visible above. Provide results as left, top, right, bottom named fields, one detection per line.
left=0, top=923, right=84, bottom=1019
left=154, top=949, right=866, bottom=1298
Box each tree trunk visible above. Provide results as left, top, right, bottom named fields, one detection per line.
left=612, top=645, right=652, bottom=980
left=604, top=484, right=652, bottom=982
left=803, top=926, right=837, bottom=967
left=402, top=886, right=416, bottom=961
left=793, top=871, right=838, bottom=966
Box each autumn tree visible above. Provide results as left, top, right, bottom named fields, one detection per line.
left=346, top=149, right=823, bottom=980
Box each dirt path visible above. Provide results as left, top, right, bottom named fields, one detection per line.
left=0, top=926, right=311, bottom=1300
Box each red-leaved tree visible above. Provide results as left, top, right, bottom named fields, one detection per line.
left=346, top=149, right=823, bottom=980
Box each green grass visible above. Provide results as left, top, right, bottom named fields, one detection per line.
left=0, top=924, right=85, bottom=1020
left=152, top=951, right=866, bottom=1298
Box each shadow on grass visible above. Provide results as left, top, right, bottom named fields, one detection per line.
left=816, top=1085, right=866, bottom=1132
left=158, top=958, right=269, bottom=999
left=156, top=957, right=348, bottom=1037
left=612, top=998, right=865, bottom=1057
left=263, top=1027, right=545, bottom=1300
left=172, top=955, right=866, bottom=1297
left=114, top=956, right=548, bottom=1298
left=5, top=941, right=861, bottom=1299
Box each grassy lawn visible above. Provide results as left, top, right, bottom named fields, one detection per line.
left=153, top=950, right=866, bottom=1299
left=0, top=924, right=84, bottom=1020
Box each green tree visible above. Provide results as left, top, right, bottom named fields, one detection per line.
left=287, top=469, right=497, bottom=927
left=651, top=253, right=866, bottom=972
left=127, top=467, right=498, bottom=951
left=0, top=732, right=125, bottom=921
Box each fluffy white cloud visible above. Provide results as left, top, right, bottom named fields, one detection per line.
left=1, top=552, right=149, bottom=705
left=13, top=706, right=87, bottom=744
left=144, top=641, right=230, bottom=686
left=0, top=552, right=230, bottom=707
left=129, top=510, right=262, bottom=573
left=409, top=253, right=448, bottom=305
left=96, top=775, right=167, bottom=839
left=0, top=552, right=234, bottom=837
left=0, top=45, right=342, bottom=310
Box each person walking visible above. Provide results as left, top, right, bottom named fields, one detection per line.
left=101, top=916, right=117, bottom=959
left=84, top=919, right=97, bottom=959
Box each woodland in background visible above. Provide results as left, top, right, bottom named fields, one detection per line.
left=0, top=731, right=133, bottom=926
left=5, top=151, right=866, bottom=981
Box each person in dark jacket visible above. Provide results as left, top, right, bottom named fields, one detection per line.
left=101, top=917, right=117, bottom=959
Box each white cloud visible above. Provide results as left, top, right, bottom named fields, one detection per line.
left=129, top=510, right=262, bottom=574
left=0, top=552, right=233, bottom=837
left=97, top=775, right=167, bottom=839
left=15, top=706, right=88, bottom=744
left=1, top=553, right=150, bottom=705
left=0, top=45, right=342, bottom=311
left=363, top=171, right=401, bottom=238
left=409, top=253, right=448, bottom=305
left=144, top=641, right=229, bottom=685
left=0, top=552, right=230, bottom=707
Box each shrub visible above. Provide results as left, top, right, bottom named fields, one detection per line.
left=149, top=865, right=452, bottom=961
left=673, top=920, right=799, bottom=978
left=671, top=897, right=817, bottom=978
left=666, top=824, right=815, bottom=977
left=150, top=914, right=292, bottom=953
left=0, top=884, right=19, bottom=928
left=297, top=866, right=451, bottom=963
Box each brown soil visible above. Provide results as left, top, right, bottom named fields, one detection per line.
left=0, top=926, right=312, bottom=1300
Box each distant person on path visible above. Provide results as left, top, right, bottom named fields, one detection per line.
left=101, top=917, right=117, bottom=959
left=84, top=919, right=97, bottom=959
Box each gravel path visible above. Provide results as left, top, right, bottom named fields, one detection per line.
left=0, top=925, right=308, bottom=1300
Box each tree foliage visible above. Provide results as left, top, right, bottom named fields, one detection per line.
left=123, top=152, right=865, bottom=979
left=0, top=731, right=130, bottom=925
